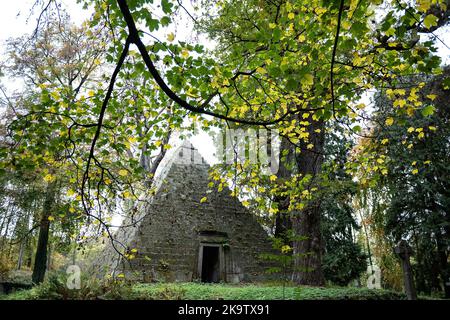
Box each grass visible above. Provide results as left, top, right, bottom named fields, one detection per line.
left=2, top=281, right=407, bottom=300
left=132, top=282, right=407, bottom=300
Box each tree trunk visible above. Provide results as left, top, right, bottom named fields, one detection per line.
left=46, top=243, right=52, bottom=271
left=17, top=241, right=24, bottom=270
left=32, top=182, right=56, bottom=285
left=291, top=119, right=325, bottom=286
left=274, top=137, right=294, bottom=238
left=436, top=232, right=450, bottom=298
left=292, top=203, right=325, bottom=285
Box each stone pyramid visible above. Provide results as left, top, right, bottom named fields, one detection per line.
left=94, top=141, right=275, bottom=283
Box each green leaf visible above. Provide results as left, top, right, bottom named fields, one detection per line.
left=285, top=78, right=298, bottom=91
left=421, top=105, right=435, bottom=117
left=442, top=77, right=450, bottom=90
left=423, top=14, right=438, bottom=29
left=161, top=0, right=173, bottom=14
left=160, top=16, right=171, bottom=26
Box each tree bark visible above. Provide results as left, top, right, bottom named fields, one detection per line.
left=274, top=137, right=294, bottom=238
left=17, top=241, right=24, bottom=270
left=436, top=231, right=450, bottom=298
left=291, top=119, right=325, bottom=286
left=31, top=182, right=56, bottom=285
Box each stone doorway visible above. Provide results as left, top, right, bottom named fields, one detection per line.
left=201, top=246, right=220, bottom=282
left=198, top=244, right=224, bottom=282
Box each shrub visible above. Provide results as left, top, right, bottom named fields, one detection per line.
left=14, top=272, right=134, bottom=300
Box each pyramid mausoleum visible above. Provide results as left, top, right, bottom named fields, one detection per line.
left=95, top=141, right=275, bottom=283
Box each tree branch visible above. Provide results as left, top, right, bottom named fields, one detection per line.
left=81, top=36, right=131, bottom=213
left=330, top=0, right=345, bottom=119
left=116, top=0, right=288, bottom=126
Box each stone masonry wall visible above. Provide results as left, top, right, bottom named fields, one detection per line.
left=93, top=142, right=276, bottom=283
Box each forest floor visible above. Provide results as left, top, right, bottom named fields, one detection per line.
left=132, top=283, right=409, bottom=300
left=1, top=282, right=414, bottom=300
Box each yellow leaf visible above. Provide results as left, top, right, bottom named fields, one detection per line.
left=67, top=189, right=75, bottom=197
left=269, top=175, right=277, bottom=182
left=298, top=34, right=306, bottom=42
left=411, top=168, right=419, bottom=175
left=418, top=0, right=431, bottom=12
left=181, top=48, right=189, bottom=58
left=418, top=132, right=425, bottom=139
left=269, top=23, right=277, bottom=29
left=407, top=127, right=415, bottom=133
left=69, top=207, right=75, bottom=213
left=256, top=67, right=267, bottom=74
left=385, top=117, right=394, bottom=126
left=428, top=126, right=436, bottom=131
left=50, top=91, right=60, bottom=100
left=281, top=245, right=292, bottom=253
left=43, top=174, right=55, bottom=183
left=118, top=169, right=128, bottom=176
left=288, top=12, right=295, bottom=20
left=381, top=169, right=388, bottom=175
left=117, top=274, right=125, bottom=278
left=381, top=139, right=389, bottom=145
left=242, top=200, right=250, bottom=206
left=342, top=21, right=351, bottom=30
left=426, top=94, right=437, bottom=101
left=395, top=89, right=406, bottom=96
left=48, top=216, right=55, bottom=221
left=424, top=160, right=431, bottom=165
left=393, top=99, right=406, bottom=108
left=123, top=191, right=131, bottom=198
left=301, top=73, right=314, bottom=86
left=167, top=32, right=175, bottom=42
left=307, top=143, right=314, bottom=149
left=200, top=197, right=207, bottom=203
left=315, top=7, right=327, bottom=15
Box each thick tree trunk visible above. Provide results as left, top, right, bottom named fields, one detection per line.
left=291, top=119, right=325, bottom=286
left=32, top=182, right=56, bottom=285
left=292, top=203, right=325, bottom=285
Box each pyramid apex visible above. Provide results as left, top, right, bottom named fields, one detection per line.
left=173, top=139, right=208, bottom=166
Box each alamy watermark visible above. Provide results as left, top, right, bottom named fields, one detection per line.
left=66, top=265, right=81, bottom=289
left=213, top=128, right=280, bottom=175
left=366, top=265, right=381, bottom=289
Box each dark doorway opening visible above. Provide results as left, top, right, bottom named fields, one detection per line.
left=201, top=246, right=220, bottom=283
